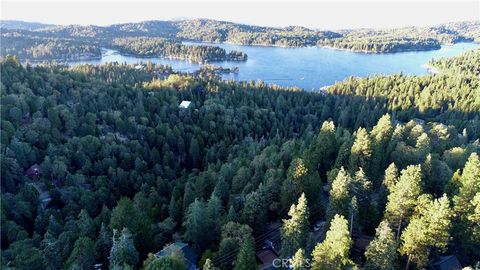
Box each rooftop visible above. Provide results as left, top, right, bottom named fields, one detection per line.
left=179, top=100, right=192, bottom=109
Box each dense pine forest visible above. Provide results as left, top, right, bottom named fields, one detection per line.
left=1, top=19, right=479, bottom=62
left=1, top=47, right=479, bottom=270
left=111, top=37, right=247, bottom=62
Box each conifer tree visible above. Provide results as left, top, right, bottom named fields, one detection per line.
left=364, top=221, right=398, bottom=270
left=326, top=167, right=352, bottom=224
left=109, top=228, right=139, bottom=269
left=385, top=165, right=422, bottom=239
left=233, top=237, right=256, bottom=270
left=291, top=248, right=306, bottom=270
left=349, top=127, right=373, bottom=174
left=400, top=195, right=452, bottom=269
left=311, top=214, right=353, bottom=270
left=383, top=163, right=399, bottom=192
left=453, top=153, right=480, bottom=260
left=281, top=193, right=310, bottom=258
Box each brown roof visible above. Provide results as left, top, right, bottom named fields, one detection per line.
left=256, top=249, right=278, bottom=265
left=26, top=164, right=41, bottom=179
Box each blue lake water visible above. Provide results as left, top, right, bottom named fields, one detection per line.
left=71, top=42, right=480, bottom=90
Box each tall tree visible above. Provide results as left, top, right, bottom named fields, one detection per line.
left=233, top=237, right=256, bottom=270
left=383, top=163, right=399, bottom=192
left=452, top=153, right=480, bottom=261
left=326, top=167, right=352, bottom=224
left=385, top=165, right=422, bottom=239
left=281, top=193, right=310, bottom=258
left=281, top=158, right=319, bottom=210
left=183, top=199, right=211, bottom=250
left=370, top=114, right=394, bottom=183
left=349, top=127, right=373, bottom=175
left=109, top=228, right=139, bottom=269
left=400, top=195, right=452, bottom=269
left=311, top=214, right=353, bottom=270
left=291, top=248, right=307, bottom=270
left=305, top=121, right=338, bottom=178
left=242, top=185, right=268, bottom=234
left=65, top=237, right=96, bottom=270
left=364, top=221, right=398, bottom=270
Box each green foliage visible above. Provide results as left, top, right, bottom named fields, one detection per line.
left=111, top=37, right=247, bottom=62
left=109, top=228, right=139, bottom=269
left=311, top=214, right=353, bottom=270
left=1, top=48, right=479, bottom=269
left=400, top=195, right=452, bottom=269
left=233, top=237, right=256, bottom=270
left=281, top=193, right=310, bottom=258
left=144, top=255, right=186, bottom=270
left=291, top=248, right=307, bottom=270
left=364, top=221, right=398, bottom=270
left=385, top=165, right=422, bottom=239
left=430, top=49, right=480, bottom=76
left=65, top=236, right=96, bottom=270
left=453, top=153, right=480, bottom=261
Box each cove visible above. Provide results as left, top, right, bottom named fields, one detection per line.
left=69, top=42, right=480, bottom=91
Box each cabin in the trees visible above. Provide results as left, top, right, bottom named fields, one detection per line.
left=256, top=249, right=279, bottom=270
left=179, top=100, right=192, bottom=109
left=155, top=242, right=197, bottom=270
left=26, top=164, right=41, bottom=179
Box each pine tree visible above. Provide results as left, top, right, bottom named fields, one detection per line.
left=364, top=221, right=398, bottom=270
left=281, top=193, right=310, bottom=258
left=41, top=231, right=62, bottom=270
left=326, top=167, right=352, bottom=224
left=95, top=223, right=112, bottom=267
left=453, top=153, right=480, bottom=260
left=305, top=121, right=337, bottom=178
left=242, top=185, right=268, bottom=234
left=207, top=194, right=223, bottom=244
left=291, top=248, right=306, bottom=270
left=65, top=236, right=96, bottom=270
left=233, top=237, right=256, bottom=270
left=281, top=158, right=319, bottom=210
left=383, top=163, right=399, bottom=192
left=349, top=127, right=373, bottom=174
left=109, top=228, right=139, bottom=269
left=468, top=193, right=480, bottom=244
left=226, top=205, right=237, bottom=223
left=385, top=165, right=422, bottom=239
left=351, top=168, right=372, bottom=230
left=400, top=195, right=452, bottom=269
left=311, top=214, right=353, bottom=270
left=370, top=114, right=394, bottom=183
left=183, top=199, right=210, bottom=250
left=77, top=209, right=95, bottom=239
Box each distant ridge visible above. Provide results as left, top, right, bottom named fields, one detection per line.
left=0, top=20, right=54, bottom=30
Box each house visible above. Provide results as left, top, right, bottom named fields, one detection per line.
left=179, top=101, right=192, bottom=109
left=430, top=256, right=462, bottom=270
left=26, top=164, right=41, bottom=179
left=256, top=249, right=279, bottom=270
left=154, top=242, right=197, bottom=270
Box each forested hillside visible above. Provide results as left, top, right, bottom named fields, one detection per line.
left=1, top=19, right=479, bottom=61
left=1, top=48, right=479, bottom=270
left=429, top=48, right=480, bottom=76
left=111, top=37, right=247, bottom=62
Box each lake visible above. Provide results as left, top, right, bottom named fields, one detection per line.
left=70, top=42, right=480, bottom=91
